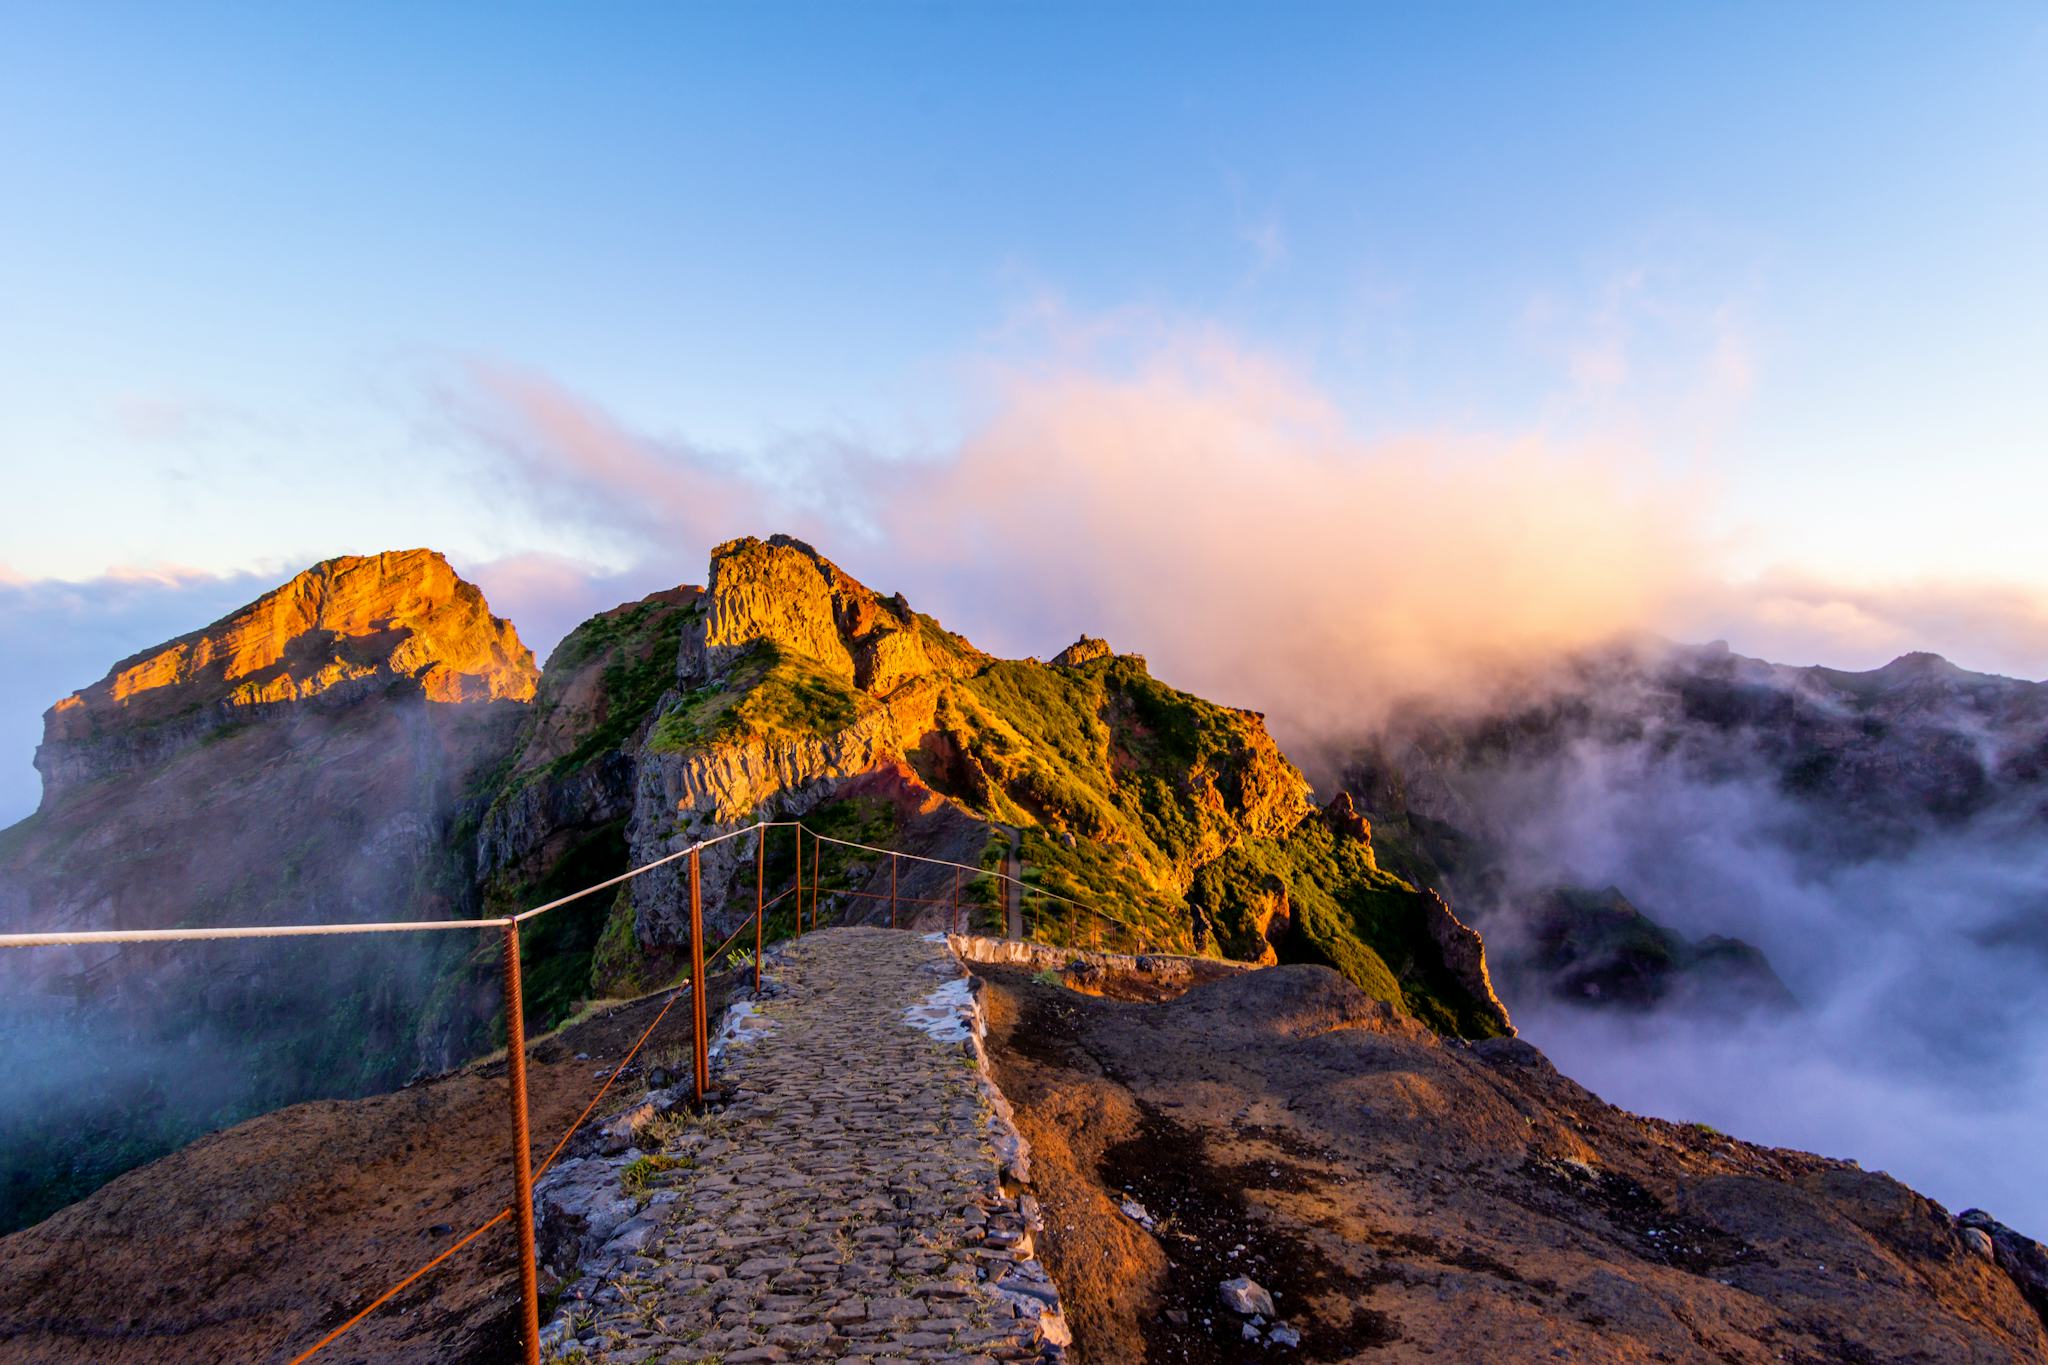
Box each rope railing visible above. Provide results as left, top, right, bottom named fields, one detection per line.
left=804, top=826, right=1150, bottom=942
left=0, top=814, right=1155, bottom=1362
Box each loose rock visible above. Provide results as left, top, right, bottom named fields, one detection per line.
left=1220, top=1275, right=1276, bottom=1317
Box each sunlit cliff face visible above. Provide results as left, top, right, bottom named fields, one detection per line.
left=43, top=549, right=535, bottom=741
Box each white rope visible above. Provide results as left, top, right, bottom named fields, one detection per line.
left=0, top=816, right=1147, bottom=949
left=507, top=821, right=773, bottom=924
left=0, top=919, right=514, bottom=948
left=0, top=822, right=793, bottom=949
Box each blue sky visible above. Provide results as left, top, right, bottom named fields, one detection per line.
left=2, top=2, right=2047, bottom=821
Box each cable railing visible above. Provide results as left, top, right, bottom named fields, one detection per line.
left=0, top=815, right=1155, bottom=1363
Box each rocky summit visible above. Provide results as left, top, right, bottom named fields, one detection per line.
left=36, top=548, right=535, bottom=795
left=474, top=533, right=1499, bottom=1042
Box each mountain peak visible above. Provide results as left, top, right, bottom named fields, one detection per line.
left=1051, top=636, right=1113, bottom=667
left=1875, top=650, right=1962, bottom=677
left=683, top=533, right=984, bottom=696
left=37, top=549, right=536, bottom=796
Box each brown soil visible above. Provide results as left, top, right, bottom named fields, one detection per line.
left=976, top=961, right=2048, bottom=1365
left=0, top=975, right=733, bottom=1365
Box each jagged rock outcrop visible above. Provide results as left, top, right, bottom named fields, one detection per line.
left=678, top=535, right=984, bottom=694
left=1052, top=635, right=1112, bottom=667
left=1957, top=1208, right=2048, bottom=1327
left=1322, top=790, right=1372, bottom=844
left=1418, top=888, right=1513, bottom=1035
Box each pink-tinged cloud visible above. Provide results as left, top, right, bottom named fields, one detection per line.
left=863, top=338, right=1703, bottom=738
left=432, top=323, right=2046, bottom=767
left=443, top=329, right=1705, bottom=733
left=458, top=550, right=694, bottom=665
left=448, top=362, right=770, bottom=553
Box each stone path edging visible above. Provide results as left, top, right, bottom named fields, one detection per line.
left=947, top=933, right=1256, bottom=988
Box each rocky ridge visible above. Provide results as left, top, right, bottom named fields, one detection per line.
left=0, top=532, right=1507, bottom=1237
left=571, top=535, right=1495, bottom=1040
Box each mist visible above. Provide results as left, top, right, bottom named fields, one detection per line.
left=1386, top=666, right=2048, bottom=1234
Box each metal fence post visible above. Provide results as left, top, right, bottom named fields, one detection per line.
left=792, top=827, right=803, bottom=941
left=890, top=853, right=897, bottom=929
left=499, top=925, right=542, bottom=1365
left=753, top=822, right=764, bottom=993
left=690, top=848, right=709, bottom=1101
left=810, top=830, right=820, bottom=929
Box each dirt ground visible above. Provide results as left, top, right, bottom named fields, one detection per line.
left=0, top=974, right=734, bottom=1365
left=10, top=954, right=2046, bottom=1365
left=974, top=961, right=2048, bottom=1364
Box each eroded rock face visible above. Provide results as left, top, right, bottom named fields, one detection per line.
left=1419, top=889, right=1514, bottom=1036
left=679, top=535, right=981, bottom=695
left=686, top=535, right=863, bottom=682
left=475, top=587, right=701, bottom=891
left=628, top=536, right=995, bottom=940
left=37, top=549, right=535, bottom=796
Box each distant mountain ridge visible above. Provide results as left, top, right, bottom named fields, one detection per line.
left=1358, top=637, right=2048, bottom=852
left=1345, top=636, right=2048, bottom=1015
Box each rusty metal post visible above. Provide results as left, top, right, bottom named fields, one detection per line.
left=792, top=826, right=803, bottom=940
left=890, top=853, right=898, bottom=929
left=499, top=925, right=543, bottom=1365
left=689, top=848, right=709, bottom=1101
left=754, top=823, right=765, bottom=993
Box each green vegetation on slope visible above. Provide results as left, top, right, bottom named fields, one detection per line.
left=650, top=641, right=870, bottom=752
left=1188, top=817, right=1511, bottom=1039
left=936, top=654, right=1301, bottom=912
left=541, top=599, right=694, bottom=779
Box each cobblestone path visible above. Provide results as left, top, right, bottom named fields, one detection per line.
left=540, top=928, right=1065, bottom=1364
